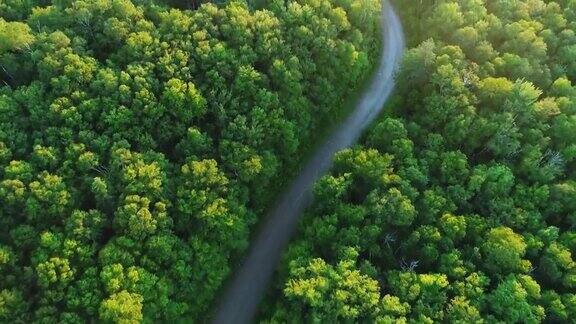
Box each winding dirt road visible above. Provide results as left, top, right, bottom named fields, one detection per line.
left=213, top=1, right=405, bottom=323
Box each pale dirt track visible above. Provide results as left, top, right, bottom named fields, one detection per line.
left=212, top=1, right=405, bottom=322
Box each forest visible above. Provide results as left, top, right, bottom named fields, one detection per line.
left=0, top=0, right=381, bottom=322
left=264, top=0, right=576, bottom=322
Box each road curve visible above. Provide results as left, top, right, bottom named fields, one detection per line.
left=213, top=1, right=405, bottom=323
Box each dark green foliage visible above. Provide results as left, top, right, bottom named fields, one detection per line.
left=266, top=0, right=576, bottom=322
left=0, top=0, right=380, bottom=321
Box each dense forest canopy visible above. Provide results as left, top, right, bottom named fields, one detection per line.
left=0, top=0, right=381, bottom=321
left=265, top=0, right=576, bottom=322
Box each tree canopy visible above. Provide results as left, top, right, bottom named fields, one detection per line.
left=265, top=0, right=576, bottom=322
left=0, top=0, right=380, bottom=321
